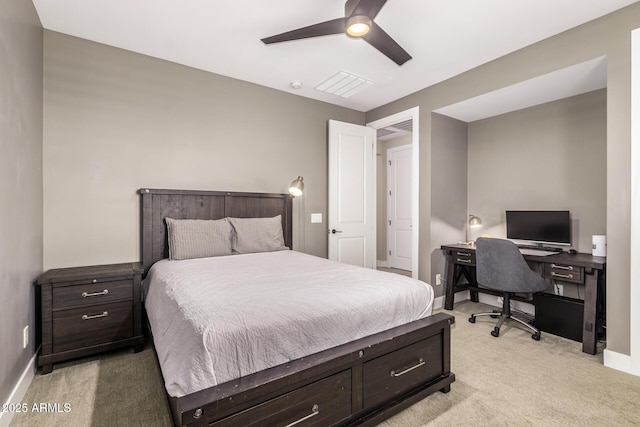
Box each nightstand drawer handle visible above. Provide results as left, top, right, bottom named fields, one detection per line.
left=456, top=258, right=472, bottom=264
left=82, top=311, right=108, bottom=320
left=551, top=264, right=573, bottom=271
left=82, top=290, right=109, bottom=298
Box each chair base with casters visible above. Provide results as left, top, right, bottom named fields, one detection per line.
left=468, top=292, right=541, bottom=341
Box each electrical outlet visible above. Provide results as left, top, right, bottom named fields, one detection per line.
left=23, top=325, right=29, bottom=349
left=435, top=274, right=442, bottom=286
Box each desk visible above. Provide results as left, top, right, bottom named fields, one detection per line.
left=441, top=243, right=606, bottom=354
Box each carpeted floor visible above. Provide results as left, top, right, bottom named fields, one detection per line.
left=11, top=301, right=640, bottom=426
left=10, top=336, right=172, bottom=427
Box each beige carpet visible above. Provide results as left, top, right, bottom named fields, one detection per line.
left=10, top=339, right=173, bottom=427
left=11, top=301, right=640, bottom=426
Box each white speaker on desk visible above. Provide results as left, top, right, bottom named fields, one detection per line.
left=592, top=235, right=606, bottom=257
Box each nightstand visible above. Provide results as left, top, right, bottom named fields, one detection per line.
left=36, top=262, right=144, bottom=374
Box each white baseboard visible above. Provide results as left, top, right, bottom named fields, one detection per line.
left=376, top=260, right=389, bottom=268
left=603, top=349, right=634, bottom=375
left=0, top=349, right=38, bottom=427
left=454, top=290, right=470, bottom=304
left=434, top=291, right=471, bottom=310
left=477, top=293, right=535, bottom=316
left=433, top=296, right=444, bottom=309
left=442, top=291, right=535, bottom=316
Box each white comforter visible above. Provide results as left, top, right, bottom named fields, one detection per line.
left=144, top=250, right=434, bottom=397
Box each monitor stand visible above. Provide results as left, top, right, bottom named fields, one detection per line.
left=516, top=243, right=563, bottom=253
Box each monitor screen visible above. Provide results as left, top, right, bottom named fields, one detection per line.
left=506, top=210, right=571, bottom=246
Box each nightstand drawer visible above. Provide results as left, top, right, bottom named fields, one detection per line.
left=52, top=301, right=133, bottom=353
left=52, top=280, right=133, bottom=310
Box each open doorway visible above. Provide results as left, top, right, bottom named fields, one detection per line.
left=377, top=122, right=412, bottom=275
left=367, top=107, right=419, bottom=279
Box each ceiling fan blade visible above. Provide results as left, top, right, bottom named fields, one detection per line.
left=261, top=18, right=346, bottom=44
left=362, top=22, right=412, bottom=65
left=345, top=0, right=388, bottom=19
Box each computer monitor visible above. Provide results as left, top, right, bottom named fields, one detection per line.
left=506, top=210, right=571, bottom=247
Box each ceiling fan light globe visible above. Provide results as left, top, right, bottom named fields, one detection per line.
left=346, top=15, right=372, bottom=37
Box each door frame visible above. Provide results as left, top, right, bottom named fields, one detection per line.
left=627, top=27, right=640, bottom=376
left=367, top=107, right=420, bottom=279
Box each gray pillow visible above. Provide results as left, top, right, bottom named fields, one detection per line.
left=165, top=218, right=233, bottom=260
left=227, top=215, right=288, bottom=254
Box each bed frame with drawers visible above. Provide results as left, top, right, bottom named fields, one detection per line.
left=140, top=188, right=455, bottom=427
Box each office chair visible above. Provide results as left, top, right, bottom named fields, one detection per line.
left=468, top=237, right=547, bottom=340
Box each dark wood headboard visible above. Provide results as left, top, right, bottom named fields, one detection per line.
left=139, top=188, right=293, bottom=275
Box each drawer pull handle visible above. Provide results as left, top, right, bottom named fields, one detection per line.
left=456, top=252, right=471, bottom=257
left=390, top=358, right=425, bottom=377
left=551, top=264, right=573, bottom=271
left=285, top=404, right=319, bottom=427
left=456, top=258, right=472, bottom=264
left=82, top=311, right=108, bottom=320
left=551, top=272, right=574, bottom=279
left=82, top=289, right=109, bottom=298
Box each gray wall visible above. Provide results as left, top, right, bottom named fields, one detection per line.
left=0, top=0, right=43, bottom=406
left=43, top=31, right=364, bottom=269
left=430, top=113, right=468, bottom=297
left=468, top=90, right=606, bottom=252
left=366, top=4, right=638, bottom=355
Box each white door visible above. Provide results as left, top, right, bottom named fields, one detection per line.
left=328, top=120, right=376, bottom=268
left=387, top=145, right=412, bottom=270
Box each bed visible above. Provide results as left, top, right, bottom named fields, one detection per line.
left=140, top=188, right=455, bottom=427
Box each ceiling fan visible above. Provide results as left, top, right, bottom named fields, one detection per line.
left=261, top=0, right=412, bottom=66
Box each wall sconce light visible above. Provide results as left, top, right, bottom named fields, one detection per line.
left=466, top=214, right=482, bottom=244
left=289, top=176, right=304, bottom=197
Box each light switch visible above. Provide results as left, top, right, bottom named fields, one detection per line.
left=311, top=213, right=323, bottom=223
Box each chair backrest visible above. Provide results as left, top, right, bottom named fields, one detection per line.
left=475, top=237, right=547, bottom=293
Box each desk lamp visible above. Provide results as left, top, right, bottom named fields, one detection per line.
left=466, top=214, right=482, bottom=244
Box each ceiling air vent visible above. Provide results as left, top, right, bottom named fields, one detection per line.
left=315, top=71, right=374, bottom=98
left=378, top=119, right=413, bottom=141
left=392, top=119, right=413, bottom=132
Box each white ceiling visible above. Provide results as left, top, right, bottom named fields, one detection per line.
left=435, top=56, right=608, bottom=122
left=32, top=0, right=638, bottom=113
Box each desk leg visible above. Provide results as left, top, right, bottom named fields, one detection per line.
left=462, top=268, right=479, bottom=302
left=444, top=259, right=456, bottom=310
left=582, top=272, right=599, bottom=355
